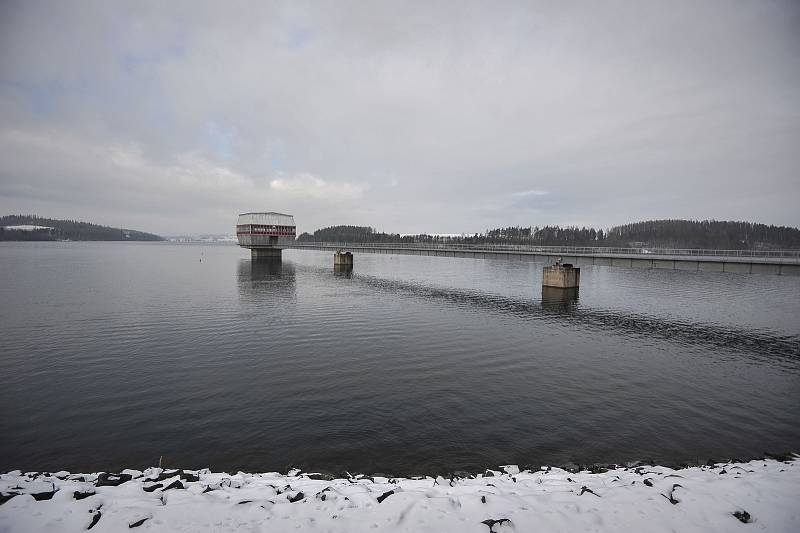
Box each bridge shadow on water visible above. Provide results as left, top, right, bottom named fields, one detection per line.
left=308, top=265, right=800, bottom=362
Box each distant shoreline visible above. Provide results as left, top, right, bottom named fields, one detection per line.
left=0, top=216, right=163, bottom=242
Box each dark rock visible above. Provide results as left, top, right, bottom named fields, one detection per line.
left=88, top=511, right=102, bottom=530
left=288, top=492, right=304, bottom=503
left=563, top=463, right=579, bottom=473
left=142, top=484, right=163, bottom=493
left=481, top=518, right=511, bottom=532
left=376, top=490, right=394, bottom=503
left=96, top=473, right=132, bottom=487
left=152, top=470, right=182, bottom=482
left=764, top=451, right=794, bottom=462
left=662, top=484, right=682, bottom=505
left=643, top=478, right=654, bottom=487
left=237, top=500, right=252, bottom=505
left=481, top=496, right=486, bottom=504
left=163, top=480, right=184, bottom=491
left=128, top=516, right=150, bottom=528
left=733, top=510, right=751, bottom=523
left=579, top=486, right=599, bottom=497
left=74, top=490, right=95, bottom=500
left=305, top=473, right=325, bottom=480
left=0, top=492, right=20, bottom=505
left=31, top=485, right=57, bottom=501
left=483, top=470, right=495, bottom=477
left=202, top=486, right=214, bottom=493
left=145, top=469, right=181, bottom=482
left=180, top=472, right=200, bottom=483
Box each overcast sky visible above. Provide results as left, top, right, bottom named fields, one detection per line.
left=1, top=1, right=798, bottom=235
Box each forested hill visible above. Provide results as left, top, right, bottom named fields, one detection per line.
left=297, top=225, right=403, bottom=243
left=0, top=215, right=164, bottom=241
left=298, top=220, right=800, bottom=250
left=605, top=220, right=800, bottom=249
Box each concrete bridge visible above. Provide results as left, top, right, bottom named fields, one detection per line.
left=283, top=242, right=800, bottom=276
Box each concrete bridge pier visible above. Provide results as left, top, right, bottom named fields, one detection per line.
left=334, top=250, right=353, bottom=272
left=542, top=262, right=580, bottom=288
left=251, top=247, right=282, bottom=260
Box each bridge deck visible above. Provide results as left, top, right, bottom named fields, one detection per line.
left=283, top=242, right=800, bottom=275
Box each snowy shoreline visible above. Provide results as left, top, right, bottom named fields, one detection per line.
left=2, top=457, right=798, bottom=532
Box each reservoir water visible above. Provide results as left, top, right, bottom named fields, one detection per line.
left=1, top=242, right=799, bottom=475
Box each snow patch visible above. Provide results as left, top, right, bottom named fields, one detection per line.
left=0, top=458, right=798, bottom=532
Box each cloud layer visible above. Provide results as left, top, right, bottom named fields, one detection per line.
left=1, top=1, right=798, bottom=234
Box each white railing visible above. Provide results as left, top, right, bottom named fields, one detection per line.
left=284, top=241, right=800, bottom=261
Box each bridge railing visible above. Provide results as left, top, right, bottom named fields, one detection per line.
left=284, top=241, right=800, bottom=261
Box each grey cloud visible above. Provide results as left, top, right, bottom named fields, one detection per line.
left=1, top=0, right=798, bottom=235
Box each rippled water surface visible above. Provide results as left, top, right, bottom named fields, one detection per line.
left=1, top=242, right=799, bottom=474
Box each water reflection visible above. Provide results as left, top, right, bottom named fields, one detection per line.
left=236, top=258, right=296, bottom=302
left=541, top=287, right=579, bottom=310
left=247, top=257, right=284, bottom=277
left=333, top=264, right=354, bottom=277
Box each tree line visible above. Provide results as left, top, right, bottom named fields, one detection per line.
left=0, top=215, right=164, bottom=241
left=297, top=219, right=800, bottom=249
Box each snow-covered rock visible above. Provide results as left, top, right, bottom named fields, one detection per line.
left=0, top=458, right=798, bottom=532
